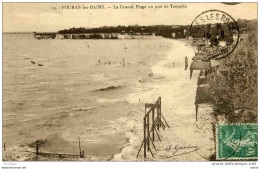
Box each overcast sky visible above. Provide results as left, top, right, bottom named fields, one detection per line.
left=3, top=3, right=257, bottom=32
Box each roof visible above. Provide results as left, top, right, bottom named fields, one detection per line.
left=210, top=59, right=222, bottom=67
left=190, top=61, right=211, bottom=79
left=195, top=52, right=207, bottom=57
left=193, top=53, right=210, bottom=61
left=190, top=61, right=211, bottom=70
left=192, top=56, right=203, bottom=61
left=197, top=42, right=206, bottom=47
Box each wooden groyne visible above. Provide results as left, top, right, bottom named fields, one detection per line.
left=31, top=138, right=85, bottom=160
left=137, top=97, right=170, bottom=158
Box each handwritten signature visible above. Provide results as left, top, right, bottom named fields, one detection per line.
left=164, top=144, right=199, bottom=156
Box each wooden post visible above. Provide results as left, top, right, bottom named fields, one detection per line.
left=196, top=104, right=198, bottom=121
left=190, top=69, right=193, bottom=79
left=78, top=137, right=82, bottom=158
left=36, top=141, right=39, bottom=156
left=123, top=58, right=125, bottom=67
left=185, top=56, right=188, bottom=70
left=145, top=104, right=146, bottom=116
left=152, top=108, right=155, bottom=141
left=157, top=103, right=159, bottom=131
left=147, top=113, right=150, bottom=152
left=81, top=150, right=84, bottom=158
left=159, top=97, right=162, bottom=127
left=143, top=117, right=146, bottom=158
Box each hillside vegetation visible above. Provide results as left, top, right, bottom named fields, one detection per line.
left=207, top=21, right=257, bottom=123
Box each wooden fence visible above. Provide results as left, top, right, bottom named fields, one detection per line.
left=33, top=137, right=84, bottom=160
left=137, top=97, right=170, bottom=158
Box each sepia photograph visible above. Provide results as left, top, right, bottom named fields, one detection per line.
left=1, top=1, right=258, bottom=167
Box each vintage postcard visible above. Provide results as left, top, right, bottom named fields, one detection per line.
left=1, top=2, right=258, bottom=166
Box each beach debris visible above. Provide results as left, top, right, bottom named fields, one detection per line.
left=149, top=73, right=153, bottom=76
left=98, top=59, right=100, bottom=64
left=25, top=57, right=30, bottom=60
left=4, top=143, right=6, bottom=151
left=38, top=64, right=43, bottom=66
left=31, top=61, right=35, bottom=64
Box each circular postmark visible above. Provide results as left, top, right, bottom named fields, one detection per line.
left=193, top=112, right=213, bottom=138
left=221, top=2, right=241, bottom=5
left=192, top=112, right=215, bottom=160
left=190, top=10, right=239, bottom=60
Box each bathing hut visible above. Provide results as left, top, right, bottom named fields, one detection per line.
left=195, top=86, right=212, bottom=121
left=190, top=61, right=211, bottom=79
left=33, top=32, right=56, bottom=39
left=55, top=34, right=65, bottom=39
left=196, top=42, right=206, bottom=52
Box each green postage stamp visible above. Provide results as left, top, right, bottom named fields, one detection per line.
left=216, top=124, right=257, bottom=160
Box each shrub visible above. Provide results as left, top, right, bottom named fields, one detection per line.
left=207, top=25, right=257, bottom=123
